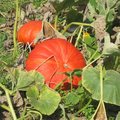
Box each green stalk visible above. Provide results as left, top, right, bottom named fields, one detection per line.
left=59, top=104, right=66, bottom=120
left=0, top=104, right=11, bottom=112
left=114, top=56, right=119, bottom=70
left=84, top=54, right=103, bottom=70
left=69, top=26, right=80, bottom=43
left=54, top=15, right=58, bottom=30
left=100, top=65, right=103, bottom=100
left=87, top=49, right=99, bottom=64
left=0, top=83, right=17, bottom=120
left=75, top=98, right=92, bottom=115
left=27, top=110, right=42, bottom=120
left=62, top=22, right=92, bottom=34
left=13, top=0, right=19, bottom=58
left=0, top=83, right=12, bottom=94
left=5, top=90, right=17, bottom=120
left=75, top=25, right=83, bottom=47
left=90, top=65, right=106, bottom=120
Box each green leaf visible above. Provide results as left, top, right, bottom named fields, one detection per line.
left=88, top=0, right=97, bottom=15
left=64, top=92, right=80, bottom=107
left=84, top=35, right=100, bottom=59
left=96, top=0, right=106, bottom=15
left=82, top=68, right=120, bottom=106
left=27, top=86, right=61, bottom=115
left=73, top=69, right=82, bottom=77
left=16, top=70, right=44, bottom=90
left=106, top=9, right=115, bottom=23
left=82, top=68, right=100, bottom=93
left=26, top=86, right=39, bottom=99
left=103, top=34, right=120, bottom=56
left=103, top=42, right=120, bottom=56
left=65, top=69, right=82, bottom=77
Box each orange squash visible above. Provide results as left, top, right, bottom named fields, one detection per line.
left=25, top=38, right=86, bottom=89
left=17, top=20, right=42, bottom=46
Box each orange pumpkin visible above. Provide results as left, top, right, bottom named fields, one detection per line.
left=17, top=20, right=42, bottom=46
left=25, top=38, right=86, bottom=89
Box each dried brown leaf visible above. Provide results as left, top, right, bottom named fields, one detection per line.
left=92, top=101, right=107, bottom=120
left=34, top=21, right=66, bottom=44
left=15, top=51, right=25, bottom=69
left=40, top=2, right=56, bottom=14
left=0, top=95, right=7, bottom=103
left=43, top=21, right=66, bottom=39
left=92, top=16, right=106, bottom=41
left=13, top=91, right=24, bottom=108
left=40, top=2, right=56, bottom=22
left=3, top=40, right=13, bottom=50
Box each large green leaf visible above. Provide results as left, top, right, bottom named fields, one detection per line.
left=82, top=68, right=120, bottom=106
left=16, top=70, right=44, bottom=90
left=82, top=68, right=100, bottom=93
left=27, top=86, right=61, bottom=115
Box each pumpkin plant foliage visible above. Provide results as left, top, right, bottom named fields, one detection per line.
left=15, top=69, right=61, bottom=115
left=1, top=0, right=120, bottom=119
left=82, top=67, right=120, bottom=106
left=26, top=85, right=61, bottom=115
left=16, top=70, right=44, bottom=90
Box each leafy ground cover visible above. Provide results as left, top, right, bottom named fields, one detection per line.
left=0, top=0, right=120, bottom=120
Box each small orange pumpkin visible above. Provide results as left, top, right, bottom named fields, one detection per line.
left=17, top=20, right=42, bottom=46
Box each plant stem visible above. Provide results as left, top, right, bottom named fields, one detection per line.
left=87, top=49, right=99, bottom=64
left=75, top=25, right=83, bottom=47
left=0, top=83, right=17, bottom=120
left=54, top=15, right=58, bottom=30
left=75, top=98, right=92, bottom=115
left=59, top=104, right=66, bottom=120
left=62, top=22, right=92, bottom=34
left=0, top=104, right=11, bottom=112
left=13, top=0, right=19, bottom=58
left=5, top=90, right=17, bottom=120
left=84, top=54, right=103, bottom=70
left=90, top=65, right=105, bottom=120
left=69, top=26, right=80, bottom=43
left=27, top=110, right=42, bottom=120
left=0, top=83, right=12, bottom=94
left=114, top=56, right=119, bottom=70
left=100, top=65, right=103, bottom=100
